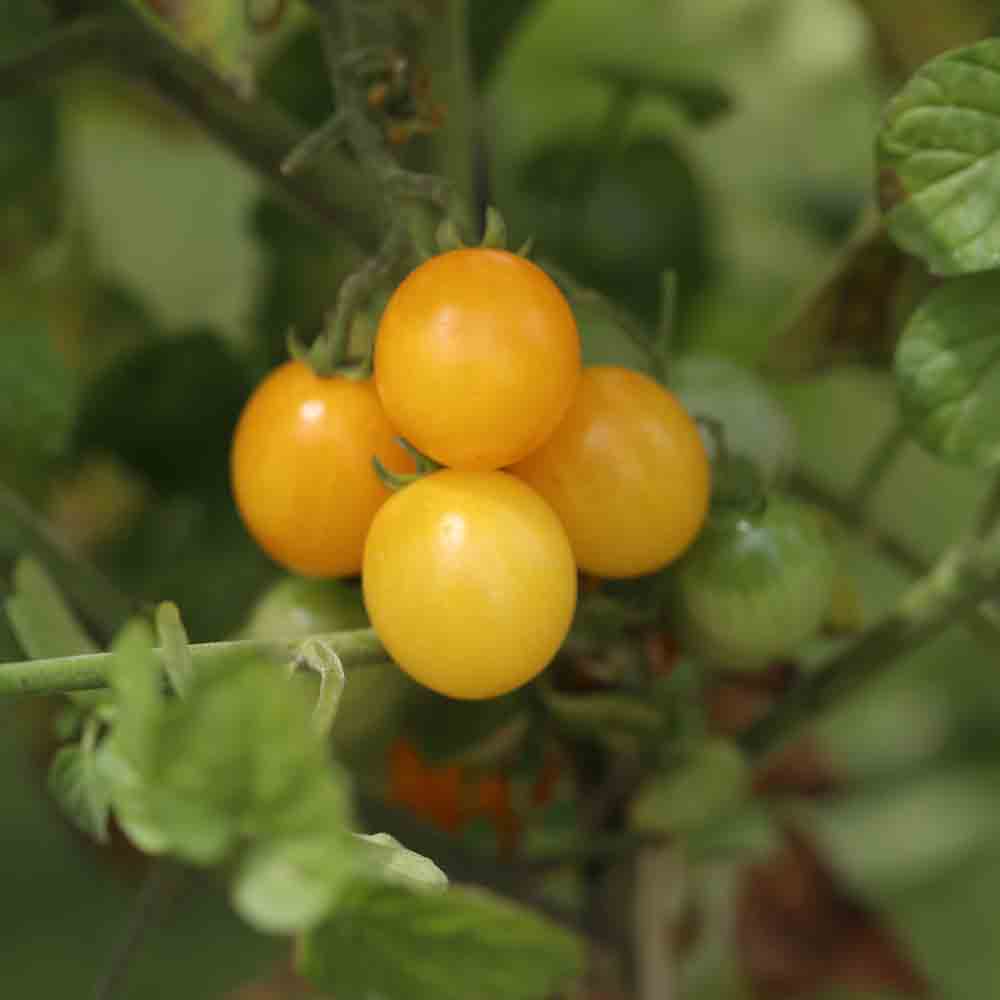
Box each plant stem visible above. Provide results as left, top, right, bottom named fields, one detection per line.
left=0, top=629, right=387, bottom=697
left=0, top=11, right=381, bottom=252
left=739, top=530, right=1000, bottom=759
left=848, top=421, right=908, bottom=511
left=0, top=482, right=133, bottom=639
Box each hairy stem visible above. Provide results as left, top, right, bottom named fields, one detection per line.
left=0, top=629, right=387, bottom=696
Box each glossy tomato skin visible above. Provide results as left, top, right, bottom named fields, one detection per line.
left=362, top=470, right=577, bottom=699
left=374, top=249, right=581, bottom=470
left=672, top=495, right=836, bottom=672
left=230, top=361, right=413, bottom=578
left=511, top=365, right=710, bottom=578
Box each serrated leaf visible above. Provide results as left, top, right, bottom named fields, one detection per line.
left=894, top=272, right=1000, bottom=467
left=144, top=660, right=351, bottom=865
left=631, top=739, right=750, bottom=836
left=878, top=39, right=1000, bottom=275
left=297, top=883, right=583, bottom=1000
left=233, top=831, right=361, bottom=934
left=355, top=833, right=449, bottom=894
left=48, top=741, right=111, bottom=843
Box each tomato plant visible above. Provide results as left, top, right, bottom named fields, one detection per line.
left=362, top=469, right=577, bottom=699
left=230, top=361, right=414, bottom=578
left=511, top=365, right=711, bottom=578
left=374, top=249, right=582, bottom=470
left=671, top=495, right=837, bottom=672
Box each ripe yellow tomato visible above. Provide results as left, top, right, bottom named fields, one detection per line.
left=230, top=361, right=413, bottom=577
left=511, top=365, right=710, bottom=578
left=374, top=249, right=581, bottom=470
left=362, top=470, right=577, bottom=699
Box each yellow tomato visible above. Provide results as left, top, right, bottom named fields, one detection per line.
left=511, top=365, right=710, bottom=578
left=362, top=470, right=577, bottom=699
left=374, top=249, right=581, bottom=470
left=230, top=361, right=413, bottom=577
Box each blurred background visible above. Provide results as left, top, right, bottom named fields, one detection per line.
left=3, top=0, right=1000, bottom=996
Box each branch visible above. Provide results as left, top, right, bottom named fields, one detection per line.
left=0, top=628, right=386, bottom=697
left=740, top=529, right=1000, bottom=759
left=0, top=11, right=381, bottom=251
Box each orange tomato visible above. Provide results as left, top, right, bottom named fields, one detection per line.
left=230, top=361, right=413, bottom=577
left=511, top=365, right=711, bottom=578
left=374, top=249, right=581, bottom=470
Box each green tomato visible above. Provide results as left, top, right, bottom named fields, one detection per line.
left=241, top=576, right=369, bottom=639
left=242, top=576, right=410, bottom=761
left=672, top=495, right=836, bottom=672
left=670, top=353, right=798, bottom=488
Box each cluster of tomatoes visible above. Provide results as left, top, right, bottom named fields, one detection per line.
left=231, top=248, right=711, bottom=700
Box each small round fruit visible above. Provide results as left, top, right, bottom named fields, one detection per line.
left=511, top=365, right=710, bottom=578
left=362, top=470, right=577, bottom=699
left=672, top=495, right=837, bottom=672
left=374, top=249, right=581, bottom=470
left=241, top=576, right=368, bottom=639
left=230, top=361, right=412, bottom=577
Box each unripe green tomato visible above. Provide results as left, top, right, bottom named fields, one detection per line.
left=241, top=576, right=409, bottom=759
left=241, top=576, right=369, bottom=639
left=672, top=495, right=836, bottom=672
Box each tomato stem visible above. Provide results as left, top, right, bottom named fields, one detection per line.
left=0, top=629, right=388, bottom=697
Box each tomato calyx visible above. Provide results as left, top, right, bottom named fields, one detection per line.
left=435, top=205, right=533, bottom=258
left=696, top=415, right=767, bottom=518
left=372, top=436, right=441, bottom=491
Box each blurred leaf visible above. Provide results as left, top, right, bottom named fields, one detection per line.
left=762, top=221, right=918, bottom=378
left=99, top=495, right=273, bottom=641
left=4, top=557, right=98, bottom=658
left=297, top=882, right=583, bottom=1000
left=684, top=801, right=780, bottom=862
left=671, top=353, right=799, bottom=487
left=155, top=601, right=193, bottom=697
left=468, top=0, right=541, bottom=83
left=143, top=659, right=351, bottom=865
left=588, top=62, right=732, bottom=124
left=894, top=272, right=1000, bottom=467
left=0, top=284, right=76, bottom=467
left=631, top=739, right=750, bottom=836
left=48, top=739, right=111, bottom=843
left=878, top=39, right=1000, bottom=275
left=354, top=832, right=449, bottom=894
left=74, top=329, right=251, bottom=495
left=232, top=830, right=360, bottom=934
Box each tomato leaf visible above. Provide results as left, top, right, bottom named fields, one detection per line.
left=878, top=39, right=1000, bottom=275
left=48, top=741, right=111, bottom=844
left=354, top=833, right=449, bottom=894
left=232, top=831, right=361, bottom=934
left=894, top=272, right=1000, bottom=467
left=297, top=883, right=583, bottom=1000
left=630, top=739, right=750, bottom=836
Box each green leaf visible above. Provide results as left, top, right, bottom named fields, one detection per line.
left=297, top=883, right=583, bottom=1000
left=0, top=285, right=76, bottom=468
left=232, top=831, right=361, bottom=934
left=48, top=738, right=111, bottom=843
left=155, top=601, right=193, bottom=697
left=104, top=617, right=164, bottom=767
left=354, top=833, right=449, bottom=894
left=587, top=62, right=732, bottom=125
left=894, top=272, right=1000, bottom=467
left=631, top=739, right=750, bottom=836
left=143, top=660, right=351, bottom=865
left=73, top=329, right=251, bottom=495
left=878, top=39, right=1000, bottom=275
left=5, top=557, right=98, bottom=659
